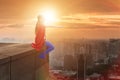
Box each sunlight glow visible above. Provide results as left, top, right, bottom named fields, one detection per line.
left=40, top=8, right=58, bottom=26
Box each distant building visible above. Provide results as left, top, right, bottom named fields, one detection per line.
left=64, top=55, right=76, bottom=70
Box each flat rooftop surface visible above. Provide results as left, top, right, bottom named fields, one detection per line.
left=0, top=43, right=34, bottom=61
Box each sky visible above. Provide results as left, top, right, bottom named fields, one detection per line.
left=0, top=0, right=120, bottom=42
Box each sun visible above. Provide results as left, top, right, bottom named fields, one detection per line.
left=40, top=9, right=58, bottom=26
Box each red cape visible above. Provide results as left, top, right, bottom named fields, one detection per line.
left=32, top=23, right=45, bottom=51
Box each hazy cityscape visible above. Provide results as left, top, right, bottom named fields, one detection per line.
left=49, top=38, right=120, bottom=80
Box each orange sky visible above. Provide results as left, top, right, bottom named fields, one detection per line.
left=0, top=0, right=120, bottom=42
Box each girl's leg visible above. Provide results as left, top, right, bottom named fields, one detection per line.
left=45, top=41, right=54, bottom=54
left=39, top=41, right=54, bottom=58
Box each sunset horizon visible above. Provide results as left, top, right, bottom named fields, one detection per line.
left=0, top=0, right=120, bottom=42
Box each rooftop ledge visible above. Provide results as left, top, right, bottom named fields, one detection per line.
left=0, top=43, right=49, bottom=80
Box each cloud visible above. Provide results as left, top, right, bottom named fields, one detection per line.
left=0, top=24, right=24, bottom=29
left=59, top=14, right=120, bottom=29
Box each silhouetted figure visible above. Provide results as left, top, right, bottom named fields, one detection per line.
left=32, top=15, right=54, bottom=58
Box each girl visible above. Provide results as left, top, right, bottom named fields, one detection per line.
left=32, top=15, right=54, bottom=58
